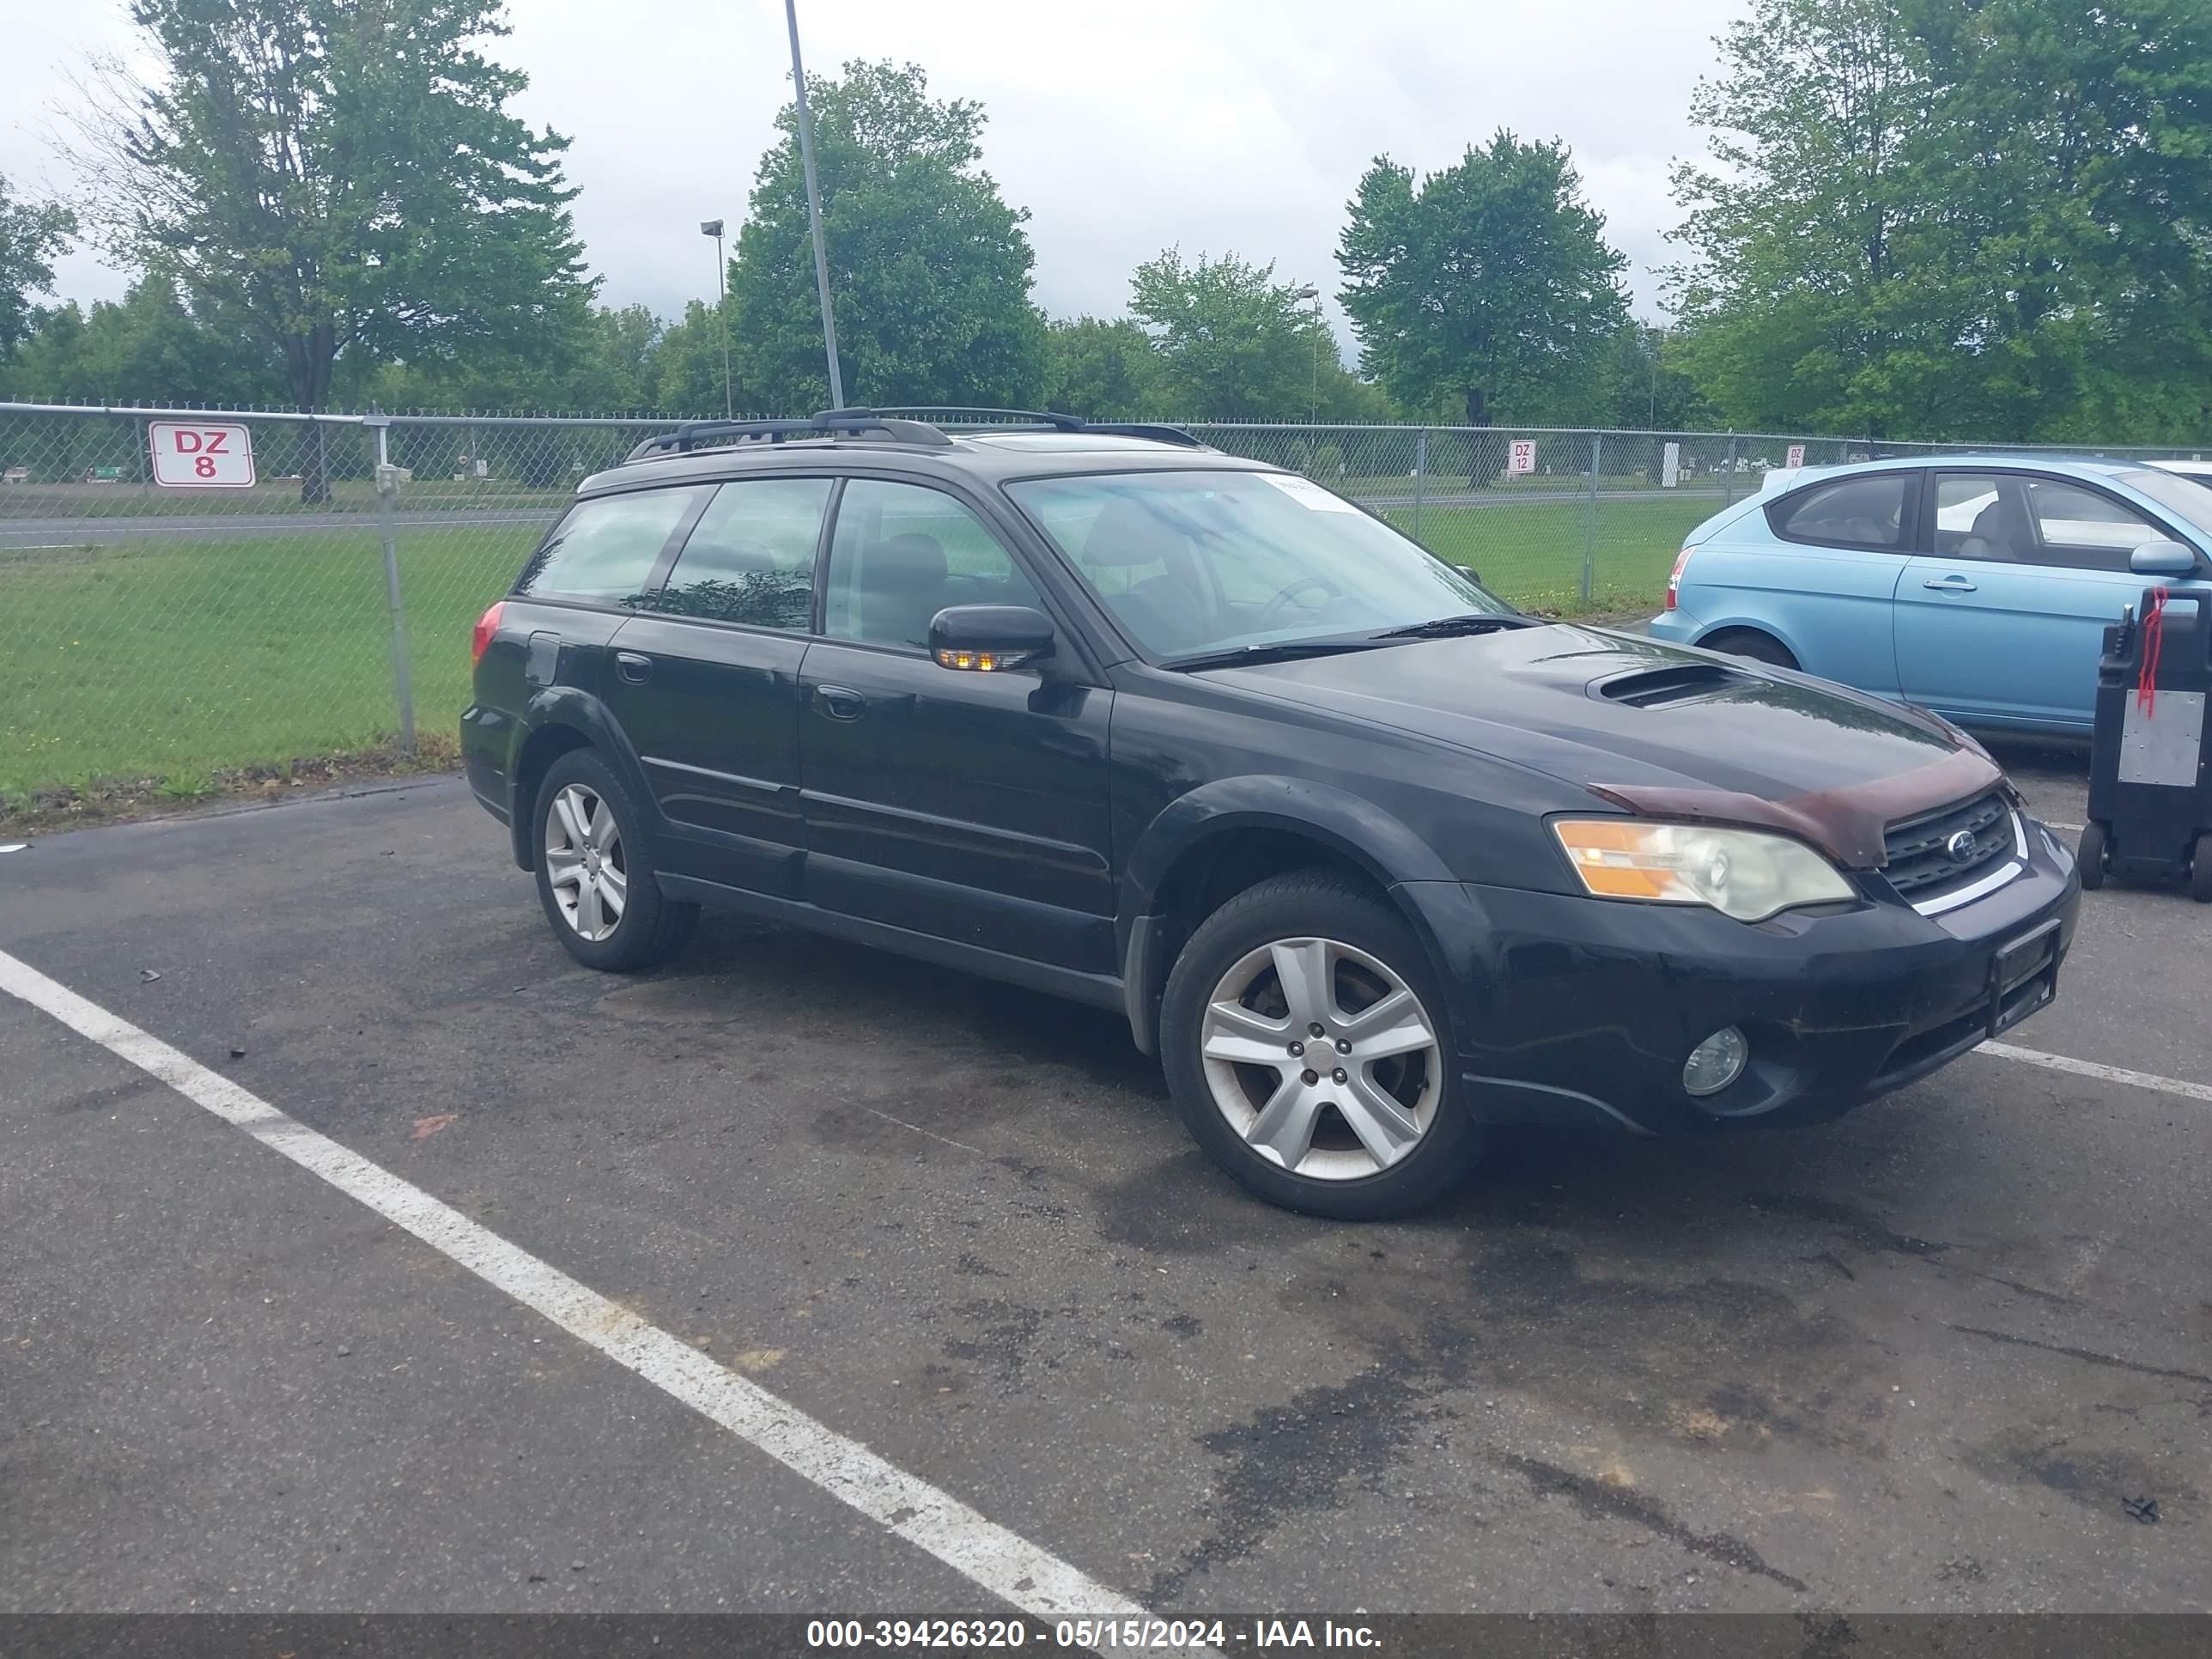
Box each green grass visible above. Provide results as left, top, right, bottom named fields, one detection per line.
left=3, top=525, right=538, bottom=797
left=1, top=494, right=1717, bottom=804
left=1389, top=495, right=1718, bottom=612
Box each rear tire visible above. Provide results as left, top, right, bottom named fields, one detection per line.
left=2077, top=820, right=2107, bottom=890
left=532, top=750, right=698, bottom=971
left=1702, top=629, right=1798, bottom=670
left=2191, top=833, right=2212, bottom=904
left=1159, top=872, right=1483, bottom=1219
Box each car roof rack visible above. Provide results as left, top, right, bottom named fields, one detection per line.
left=624, top=409, right=955, bottom=462
left=866, top=407, right=1211, bottom=450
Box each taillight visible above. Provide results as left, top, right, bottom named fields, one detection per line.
left=1665, top=546, right=1694, bottom=611
left=471, top=600, right=505, bottom=666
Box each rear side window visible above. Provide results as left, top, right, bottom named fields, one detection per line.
left=514, top=487, right=707, bottom=605
left=1769, top=473, right=1913, bottom=550
left=647, top=477, right=831, bottom=629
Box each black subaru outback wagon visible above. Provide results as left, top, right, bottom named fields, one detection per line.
left=463, top=409, right=2078, bottom=1218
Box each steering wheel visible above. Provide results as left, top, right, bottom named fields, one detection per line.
left=1257, top=575, right=1344, bottom=629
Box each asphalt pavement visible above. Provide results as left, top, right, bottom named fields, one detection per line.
left=3, top=745, right=2207, bottom=1616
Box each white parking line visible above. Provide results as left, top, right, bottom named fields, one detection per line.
left=0, top=946, right=1146, bottom=1622
left=1980, top=1039, right=2212, bottom=1104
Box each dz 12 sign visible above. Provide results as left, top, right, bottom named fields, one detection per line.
left=1506, top=439, right=1537, bottom=476
left=150, top=422, right=257, bottom=489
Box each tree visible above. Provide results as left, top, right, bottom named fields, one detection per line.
left=1601, top=323, right=1717, bottom=433
left=1665, top=0, right=1967, bottom=440
left=3, top=274, right=285, bottom=405
left=1903, top=0, right=2212, bottom=442
left=731, top=60, right=1047, bottom=412
left=651, top=299, right=744, bottom=416
left=1337, top=133, right=1629, bottom=432
left=64, top=0, right=592, bottom=497
left=0, top=173, right=76, bottom=356
left=1127, top=250, right=1323, bottom=419
left=1042, top=316, right=1162, bottom=417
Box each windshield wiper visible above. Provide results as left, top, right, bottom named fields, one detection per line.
left=1371, top=613, right=1533, bottom=641
left=1161, top=637, right=1388, bottom=672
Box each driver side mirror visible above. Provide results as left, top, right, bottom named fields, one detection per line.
left=929, top=605, right=1055, bottom=672
left=1455, top=563, right=1483, bottom=586
left=2131, top=538, right=2197, bottom=577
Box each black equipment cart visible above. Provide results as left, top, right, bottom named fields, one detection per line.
left=2082, top=586, right=2212, bottom=900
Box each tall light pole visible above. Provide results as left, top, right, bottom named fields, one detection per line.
left=700, top=219, right=732, bottom=420
left=1644, top=322, right=1666, bottom=429
left=785, top=0, right=845, bottom=409
left=1293, top=285, right=1322, bottom=426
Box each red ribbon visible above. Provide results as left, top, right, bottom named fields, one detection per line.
left=2138, top=586, right=2170, bottom=716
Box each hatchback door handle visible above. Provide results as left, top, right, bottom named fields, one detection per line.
left=615, top=650, right=653, bottom=684
left=814, top=684, right=866, bottom=721
left=1923, top=576, right=1978, bottom=592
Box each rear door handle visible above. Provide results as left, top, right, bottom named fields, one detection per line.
left=615, top=650, right=653, bottom=684
left=1923, top=575, right=1978, bottom=592
left=814, top=684, right=866, bottom=721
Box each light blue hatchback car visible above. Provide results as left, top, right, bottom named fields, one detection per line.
left=1649, top=456, right=2212, bottom=736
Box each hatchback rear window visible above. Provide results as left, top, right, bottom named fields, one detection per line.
left=1769, top=474, right=1911, bottom=550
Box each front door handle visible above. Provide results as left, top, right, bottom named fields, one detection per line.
left=1923, top=575, right=1978, bottom=592
left=615, top=650, right=653, bottom=684
left=813, top=684, right=866, bottom=721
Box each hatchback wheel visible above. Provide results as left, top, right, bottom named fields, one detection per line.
left=1159, top=872, right=1482, bottom=1218
left=532, top=750, right=697, bottom=970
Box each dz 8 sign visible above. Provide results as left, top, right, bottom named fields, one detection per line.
left=150, top=422, right=256, bottom=489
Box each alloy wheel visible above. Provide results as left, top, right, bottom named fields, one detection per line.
left=544, top=782, right=628, bottom=942
left=1198, top=936, right=1440, bottom=1181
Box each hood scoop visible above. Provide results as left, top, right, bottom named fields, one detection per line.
left=1595, top=661, right=1754, bottom=709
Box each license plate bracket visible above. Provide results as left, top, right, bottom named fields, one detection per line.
left=1988, top=918, right=2062, bottom=1038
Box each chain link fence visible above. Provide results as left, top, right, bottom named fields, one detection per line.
left=4, top=402, right=2207, bottom=809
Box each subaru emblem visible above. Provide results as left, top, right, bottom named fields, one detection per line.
left=1945, top=829, right=1977, bottom=861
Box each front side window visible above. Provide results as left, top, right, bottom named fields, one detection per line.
left=1006, top=470, right=1504, bottom=659
left=513, top=486, right=708, bottom=605
left=2024, top=478, right=2161, bottom=571
left=647, top=477, right=830, bottom=629
left=823, top=479, right=1044, bottom=652
left=1771, top=473, right=1911, bottom=550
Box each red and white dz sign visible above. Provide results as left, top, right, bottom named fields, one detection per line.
left=1506, top=439, right=1537, bottom=475
left=149, top=422, right=256, bottom=489
left=1784, top=443, right=1807, bottom=469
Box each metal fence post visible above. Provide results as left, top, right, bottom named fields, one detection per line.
left=1581, top=432, right=1601, bottom=607
left=1722, top=433, right=1739, bottom=508
left=1413, top=428, right=1427, bottom=539
left=367, top=416, right=416, bottom=755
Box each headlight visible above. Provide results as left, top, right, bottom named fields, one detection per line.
left=1552, top=819, right=1856, bottom=922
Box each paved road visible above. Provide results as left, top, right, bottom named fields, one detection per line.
left=3, top=747, right=2207, bottom=1615
left=0, top=507, right=562, bottom=550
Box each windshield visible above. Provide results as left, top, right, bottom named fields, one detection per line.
left=1005, top=469, right=1510, bottom=660
left=2118, top=469, right=2212, bottom=540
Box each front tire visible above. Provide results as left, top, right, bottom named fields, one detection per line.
left=2191, top=833, right=2212, bottom=904
left=532, top=750, right=697, bottom=971
left=1159, top=872, right=1482, bottom=1219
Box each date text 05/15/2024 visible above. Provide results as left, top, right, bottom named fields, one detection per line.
left=804, top=1619, right=1382, bottom=1650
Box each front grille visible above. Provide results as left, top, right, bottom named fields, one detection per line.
left=1882, top=791, right=2013, bottom=899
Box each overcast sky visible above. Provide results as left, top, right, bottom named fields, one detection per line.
left=1, top=0, right=1741, bottom=349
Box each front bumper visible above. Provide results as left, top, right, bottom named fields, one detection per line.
left=1402, top=817, right=2080, bottom=1135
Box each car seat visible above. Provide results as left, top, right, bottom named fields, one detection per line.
left=1080, top=499, right=1213, bottom=653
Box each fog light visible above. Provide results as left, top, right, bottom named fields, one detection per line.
left=1683, top=1026, right=1748, bottom=1097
